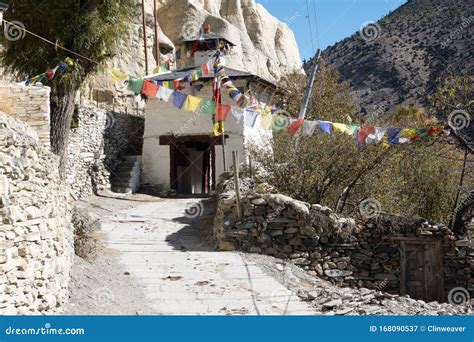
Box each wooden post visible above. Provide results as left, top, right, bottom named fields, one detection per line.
left=232, top=151, right=242, bottom=219
left=153, top=0, right=160, bottom=72
left=248, top=154, right=253, bottom=179
left=221, top=134, right=227, bottom=171
left=449, top=148, right=469, bottom=229
left=298, top=49, right=321, bottom=120
left=141, top=0, right=149, bottom=75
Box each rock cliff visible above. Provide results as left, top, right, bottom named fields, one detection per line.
left=85, top=0, right=302, bottom=112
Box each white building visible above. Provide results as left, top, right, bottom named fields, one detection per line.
left=141, top=30, right=275, bottom=195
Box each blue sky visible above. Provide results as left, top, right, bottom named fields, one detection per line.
left=259, top=0, right=408, bottom=61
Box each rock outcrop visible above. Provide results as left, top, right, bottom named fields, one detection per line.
left=84, top=0, right=302, bottom=113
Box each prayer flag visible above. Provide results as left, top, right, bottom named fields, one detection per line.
left=386, top=128, right=402, bottom=145
left=156, top=86, right=174, bottom=101
left=198, top=100, right=216, bottom=115
left=366, top=128, right=386, bottom=144
left=142, top=81, right=159, bottom=98
left=194, top=84, right=204, bottom=92
left=172, top=91, right=187, bottom=109
left=356, top=126, right=375, bottom=146
left=289, top=119, right=305, bottom=136
left=303, top=121, right=318, bottom=136
left=216, top=103, right=231, bottom=121
left=201, top=63, right=210, bottom=75
left=213, top=121, right=225, bottom=136
left=184, top=95, right=202, bottom=112
left=332, top=123, right=347, bottom=134
left=260, top=113, right=273, bottom=130
left=316, top=120, right=333, bottom=135
left=128, top=77, right=144, bottom=94
left=244, top=111, right=259, bottom=128
left=231, top=107, right=244, bottom=122
left=109, top=69, right=129, bottom=82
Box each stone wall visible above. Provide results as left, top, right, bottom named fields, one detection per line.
left=0, top=111, right=73, bottom=314
left=214, top=173, right=472, bottom=302
left=66, top=105, right=144, bottom=198
left=0, top=83, right=50, bottom=147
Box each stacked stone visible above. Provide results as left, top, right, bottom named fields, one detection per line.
left=213, top=173, right=472, bottom=299
left=0, top=83, right=50, bottom=147
left=0, top=112, right=73, bottom=315
left=65, top=105, right=144, bottom=198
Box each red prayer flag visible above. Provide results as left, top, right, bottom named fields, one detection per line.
left=357, top=126, right=375, bottom=146
left=289, top=119, right=304, bottom=136
left=173, top=80, right=181, bottom=90
left=216, top=103, right=231, bottom=121
left=201, top=63, right=210, bottom=75
left=141, top=81, right=159, bottom=97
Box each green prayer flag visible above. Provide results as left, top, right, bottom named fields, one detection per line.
left=129, top=77, right=144, bottom=94
left=415, top=128, right=428, bottom=138
left=198, top=100, right=216, bottom=115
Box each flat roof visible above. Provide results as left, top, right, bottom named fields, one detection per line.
left=179, top=33, right=236, bottom=46
left=145, top=65, right=275, bottom=87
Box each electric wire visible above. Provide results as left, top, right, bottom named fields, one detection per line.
left=3, top=19, right=98, bottom=64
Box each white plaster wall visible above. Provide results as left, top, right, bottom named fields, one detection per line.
left=142, top=82, right=246, bottom=190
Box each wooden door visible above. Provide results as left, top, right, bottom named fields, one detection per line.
left=400, top=240, right=444, bottom=302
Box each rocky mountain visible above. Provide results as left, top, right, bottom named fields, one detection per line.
left=307, top=0, right=473, bottom=117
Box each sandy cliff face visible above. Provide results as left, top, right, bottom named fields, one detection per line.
left=153, top=0, right=302, bottom=80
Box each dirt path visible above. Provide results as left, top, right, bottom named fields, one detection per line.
left=64, top=194, right=315, bottom=315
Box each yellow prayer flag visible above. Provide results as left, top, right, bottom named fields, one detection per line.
left=332, top=123, right=348, bottom=134
left=109, top=69, right=129, bottom=82
left=402, top=128, right=417, bottom=139
left=213, top=121, right=225, bottom=136
left=260, top=113, right=273, bottom=130
left=184, top=95, right=202, bottom=112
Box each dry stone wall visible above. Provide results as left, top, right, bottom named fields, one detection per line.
left=0, top=111, right=73, bottom=315
left=214, top=173, right=473, bottom=302
left=0, top=83, right=50, bottom=147
left=66, top=105, right=144, bottom=198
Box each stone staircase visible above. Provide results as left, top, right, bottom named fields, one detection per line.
left=110, top=156, right=141, bottom=194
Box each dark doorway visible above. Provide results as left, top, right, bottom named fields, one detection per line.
left=400, top=239, right=445, bottom=302
left=160, top=135, right=227, bottom=195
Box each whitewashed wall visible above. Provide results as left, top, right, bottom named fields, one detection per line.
left=142, top=81, right=248, bottom=190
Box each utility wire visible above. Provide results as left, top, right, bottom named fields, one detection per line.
left=312, top=0, right=320, bottom=49
left=305, top=0, right=316, bottom=53
left=3, top=20, right=98, bottom=64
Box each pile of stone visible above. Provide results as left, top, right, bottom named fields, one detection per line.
left=214, top=172, right=472, bottom=300
left=0, top=112, right=73, bottom=314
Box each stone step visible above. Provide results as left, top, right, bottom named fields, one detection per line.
left=110, top=155, right=141, bottom=194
